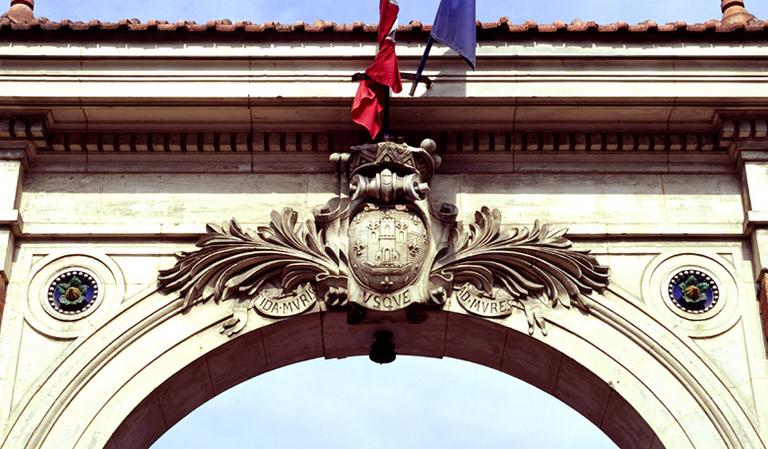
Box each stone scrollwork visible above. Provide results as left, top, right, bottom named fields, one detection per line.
left=158, top=139, right=610, bottom=336
left=157, top=208, right=350, bottom=335
left=433, top=207, right=610, bottom=334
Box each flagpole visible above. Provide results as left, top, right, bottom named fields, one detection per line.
left=408, top=36, right=434, bottom=96
left=382, top=86, right=391, bottom=140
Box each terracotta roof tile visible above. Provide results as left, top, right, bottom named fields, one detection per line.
left=0, top=16, right=766, bottom=34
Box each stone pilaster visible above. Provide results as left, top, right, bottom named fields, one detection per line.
left=0, top=151, right=24, bottom=329
left=721, top=114, right=768, bottom=347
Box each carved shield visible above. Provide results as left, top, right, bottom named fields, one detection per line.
left=349, top=205, right=428, bottom=293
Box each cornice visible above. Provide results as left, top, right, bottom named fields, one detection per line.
left=7, top=111, right=768, bottom=176
left=3, top=126, right=722, bottom=154
left=0, top=116, right=44, bottom=164
left=715, top=112, right=768, bottom=165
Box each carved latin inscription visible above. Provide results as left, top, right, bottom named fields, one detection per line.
left=158, top=139, right=610, bottom=336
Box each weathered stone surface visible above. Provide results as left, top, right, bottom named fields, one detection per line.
left=0, top=276, right=5, bottom=329
left=601, top=392, right=656, bottom=449
left=205, top=329, right=269, bottom=394
left=112, top=394, right=167, bottom=449
left=554, top=357, right=612, bottom=426
left=501, top=330, right=562, bottom=394
left=2, top=32, right=768, bottom=449
left=261, top=313, right=324, bottom=370
left=761, top=273, right=768, bottom=350
left=155, top=358, right=215, bottom=428
left=444, top=313, right=506, bottom=369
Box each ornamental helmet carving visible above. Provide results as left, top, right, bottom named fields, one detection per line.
left=348, top=139, right=440, bottom=184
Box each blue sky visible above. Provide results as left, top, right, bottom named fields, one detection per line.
left=27, top=1, right=760, bottom=448
left=152, top=357, right=619, bottom=449
left=35, top=0, right=768, bottom=25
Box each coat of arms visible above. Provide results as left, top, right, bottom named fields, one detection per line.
left=158, top=139, right=610, bottom=336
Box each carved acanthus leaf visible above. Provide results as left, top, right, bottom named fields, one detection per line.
left=432, top=207, right=610, bottom=311
left=158, top=208, right=348, bottom=311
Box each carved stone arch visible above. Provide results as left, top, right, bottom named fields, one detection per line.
left=0, top=285, right=763, bottom=449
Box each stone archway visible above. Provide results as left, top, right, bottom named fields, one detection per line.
left=2, top=15, right=768, bottom=449
left=1, top=138, right=767, bottom=449
left=109, top=309, right=657, bottom=449
left=1, top=280, right=762, bottom=449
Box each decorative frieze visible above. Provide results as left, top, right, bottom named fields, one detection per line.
left=715, top=113, right=768, bottom=152
left=0, top=117, right=45, bottom=141
left=19, top=129, right=724, bottom=154
left=7, top=113, right=766, bottom=155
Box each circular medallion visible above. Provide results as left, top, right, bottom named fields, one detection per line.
left=47, top=271, right=99, bottom=315
left=667, top=269, right=719, bottom=314
left=349, top=205, right=428, bottom=293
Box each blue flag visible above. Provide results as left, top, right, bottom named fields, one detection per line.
left=409, top=0, right=476, bottom=95
left=431, top=0, right=477, bottom=69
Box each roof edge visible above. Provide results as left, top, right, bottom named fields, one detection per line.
left=0, top=16, right=766, bottom=34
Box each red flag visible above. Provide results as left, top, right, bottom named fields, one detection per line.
left=351, top=0, right=402, bottom=139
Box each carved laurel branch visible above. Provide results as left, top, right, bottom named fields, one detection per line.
left=157, top=208, right=349, bottom=314
left=432, top=206, right=610, bottom=332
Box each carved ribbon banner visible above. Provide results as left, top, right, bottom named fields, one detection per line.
left=432, top=207, right=610, bottom=333
left=158, top=140, right=610, bottom=336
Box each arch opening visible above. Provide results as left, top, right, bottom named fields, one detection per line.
left=149, top=356, right=621, bottom=449
left=106, top=311, right=662, bottom=449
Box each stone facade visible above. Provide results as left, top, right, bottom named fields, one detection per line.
left=0, top=25, right=767, bottom=449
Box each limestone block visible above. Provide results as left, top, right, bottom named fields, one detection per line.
left=744, top=162, right=768, bottom=211
left=0, top=229, right=11, bottom=281
left=0, top=160, right=22, bottom=211
left=155, top=358, right=215, bottom=426
left=553, top=356, right=612, bottom=426
left=660, top=173, right=744, bottom=224
left=0, top=275, right=5, bottom=327
left=205, top=329, right=268, bottom=394
left=261, top=313, right=323, bottom=370
left=460, top=173, right=652, bottom=226
left=321, top=310, right=447, bottom=360
left=761, top=273, right=768, bottom=347
left=600, top=392, right=656, bottom=449
left=752, top=230, right=768, bottom=279
left=111, top=394, right=167, bottom=449
left=428, top=175, right=461, bottom=213
left=0, top=229, right=11, bottom=325
left=12, top=322, right=71, bottom=410
left=20, top=173, right=324, bottom=233
left=444, top=313, right=506, bottom=369
left=694, top=323, right=757, bottom=414
left=450, top=171, right=747, bottom=237
left=500, top=330, right=562, bottom=394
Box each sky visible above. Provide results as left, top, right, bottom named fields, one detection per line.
left=23, top=1, right=756, bottom=448
left=32, top=0, right=768, bottom=25
left=151, top=356, right=619, bottom=449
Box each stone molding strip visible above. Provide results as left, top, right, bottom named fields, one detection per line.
left=10, top=114, right=768, bottom=155
left=0, top=117, right=45, bottom=145
left=718, top=117, right=768, bottom=145
left=25, top=130, right=723, bottom=153
left=0, top=115, right=762, bottom=156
